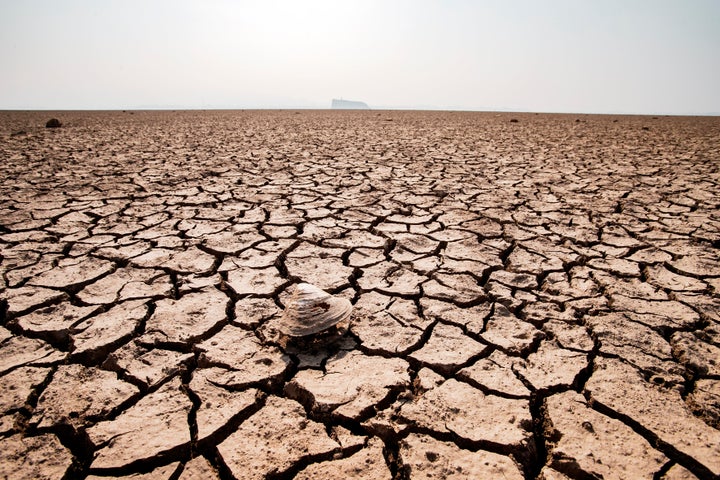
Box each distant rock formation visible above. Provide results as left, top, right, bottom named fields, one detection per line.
left=331, top=99, right=369, bottom=110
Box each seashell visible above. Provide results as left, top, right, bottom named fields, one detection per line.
left=277, top=283, right=352, bottom=337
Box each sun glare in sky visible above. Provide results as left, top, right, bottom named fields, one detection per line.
left=1, top=0, right=719, bottom=113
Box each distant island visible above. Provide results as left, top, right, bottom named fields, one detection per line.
left=331, top=98, right=369, bottom=110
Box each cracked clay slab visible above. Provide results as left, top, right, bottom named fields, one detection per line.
left=87, top=377, right=192, bottom=470
left=399, top=378, right=533, bottom=448
left=286, top=350, right=409, bottom=419
left=217, top=395, right=340, bottom=479
left=586, top=357, right=720, bottom=477
left=400, top=433, right=524, bottom=479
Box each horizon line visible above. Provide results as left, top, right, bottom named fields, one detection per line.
left=1, top=106, right=719, bottom=117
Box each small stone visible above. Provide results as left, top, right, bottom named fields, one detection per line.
left=45, top=118, right=62, bottom=128
left=362, top=404, right=409, bottom=440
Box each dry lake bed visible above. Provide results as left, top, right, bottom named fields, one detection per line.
left=0, top=110, right=719, bottom=479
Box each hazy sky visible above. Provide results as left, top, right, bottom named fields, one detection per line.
left=1, top=0, right=719, bottom=113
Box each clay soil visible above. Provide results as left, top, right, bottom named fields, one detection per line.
left=0, top=110, right=719, bottom=479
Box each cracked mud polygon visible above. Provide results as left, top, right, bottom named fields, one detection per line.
left=1, top=110, right=719, bottom=479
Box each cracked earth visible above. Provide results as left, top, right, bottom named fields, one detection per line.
left=0, top=110, right=719, bottom=479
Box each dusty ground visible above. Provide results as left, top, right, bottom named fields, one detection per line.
left=0, top=110, right=719, bottom=479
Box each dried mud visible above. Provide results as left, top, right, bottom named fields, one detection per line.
left=1, top=110, right=719, bottom=479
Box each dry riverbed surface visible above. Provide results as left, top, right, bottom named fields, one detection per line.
left=0, top=110, right=719, bottom=479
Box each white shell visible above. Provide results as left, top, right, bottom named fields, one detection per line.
left=277, top=283, right=352, bottom=337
